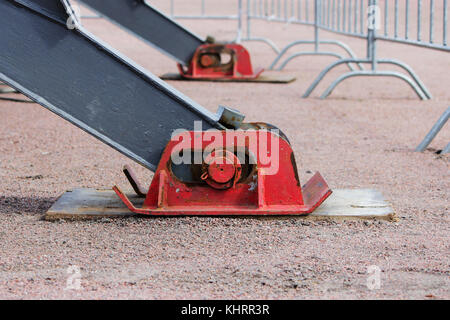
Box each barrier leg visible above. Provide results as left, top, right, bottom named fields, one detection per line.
left=415, top=107, right=450, bottom=152
left=269, top=40, right=364, bottom=71
left=303, top=58, right=431, bottom=100
left=321, top=70, right=428, bottom=100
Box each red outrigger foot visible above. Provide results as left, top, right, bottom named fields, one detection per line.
left=113, top=130, right=332, bottom=216
left=113, top=172, right=331, bottom=216
left=176, top=43, right=265, bottom=81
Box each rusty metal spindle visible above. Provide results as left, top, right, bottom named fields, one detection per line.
left=328, top=0, right=332, bottom=27
left=284, top=0, right=288, bottom=21
left=291, top=0, right=295, bottom=19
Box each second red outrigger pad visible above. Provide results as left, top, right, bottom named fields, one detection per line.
left=178, top=43, right=264, bottom=80
left=160, top=43, right=296, bottom=83
left=114, top=129, right=332, bottom=216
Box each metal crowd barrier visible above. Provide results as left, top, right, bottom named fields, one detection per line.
left=76, top=0, right=447, bottom=99
left=168, top=0, right=240, bottom=20
left=245, top=0, right=364, bottom=62
left=167, top=0, right=244, bottom=42
left=246, top=0, right=449, bottom=99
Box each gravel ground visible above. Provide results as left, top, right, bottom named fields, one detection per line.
left=0, top=2, right=448, bottom=299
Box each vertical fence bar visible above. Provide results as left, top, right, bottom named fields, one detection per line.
left=373, top=0, right=378, bottom=69
left=360, top=0, right=364, bottom=34
left=417, top=0, right=422, bottom=41
left=201, top=0, right=205, bottom=16
left=298, top=0, right=302, bottom=20
left=170, top=0, right=174, bottom=17
left=247, top=0, right=251, bottom=38
left=322, top=0, right=325, bottom=24
left=384, top=0, right=388, bottom=36
left=445, top=0, right=448, bottom=46
left=337, top=0, right=341, bottom=30
left=305, top=0, right=309, bottom=22
left=237, top=0, right=243, bottom=42
left=291, top=0, right=295, bottom=19
left=348, top=0, right=352, bottom=32
left=354, top=0, right=358, bottom=33
left=430, top=0, right=434, bottom=43
left=314, top=0, right=319, bottom=50
left=370, top=0, right=378, bottom=70
left=367, top=0, right=372, bottom=59
left=394, top=0, right=399, bottom=38
left=343, top=0, right=346, bottom=31
left=406, top=0, right=410, bottom=40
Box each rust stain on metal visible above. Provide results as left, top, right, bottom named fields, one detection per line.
left=290, top=152, right=301, bottom=187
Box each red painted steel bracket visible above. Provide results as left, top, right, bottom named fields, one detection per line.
left=113, top=130, right=332, bottom=216
left=177, top=43, right=264, bottom=80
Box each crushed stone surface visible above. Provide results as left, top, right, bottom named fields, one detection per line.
left=0, top=1, right=448, bottom=299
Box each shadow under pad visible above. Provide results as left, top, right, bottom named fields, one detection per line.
left=160, top=71, right=297, bottom=83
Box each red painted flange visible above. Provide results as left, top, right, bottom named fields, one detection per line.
left=113, top=130, right=332, bottom=216
left=178, top=43, right=264, bottom=80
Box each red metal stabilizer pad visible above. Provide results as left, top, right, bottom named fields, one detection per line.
left=113, top=129, right=332, bottom=216
left=177, top=43, right=264, bottom=80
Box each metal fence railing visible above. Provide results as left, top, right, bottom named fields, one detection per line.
left=377, top=0, right=448, bottom=51
left=73, top=0, right=448, bottom=100
left=168, top=0, right=240, bottom=20
left=167, top=0, right=244, bottom=42
left=245, top=0, right=449, bottom=99
left=303, top=0, right=434, bottom=99
left=245, top=0, right=366, bottom=62
left=248, top=0, right=364, bottom=72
